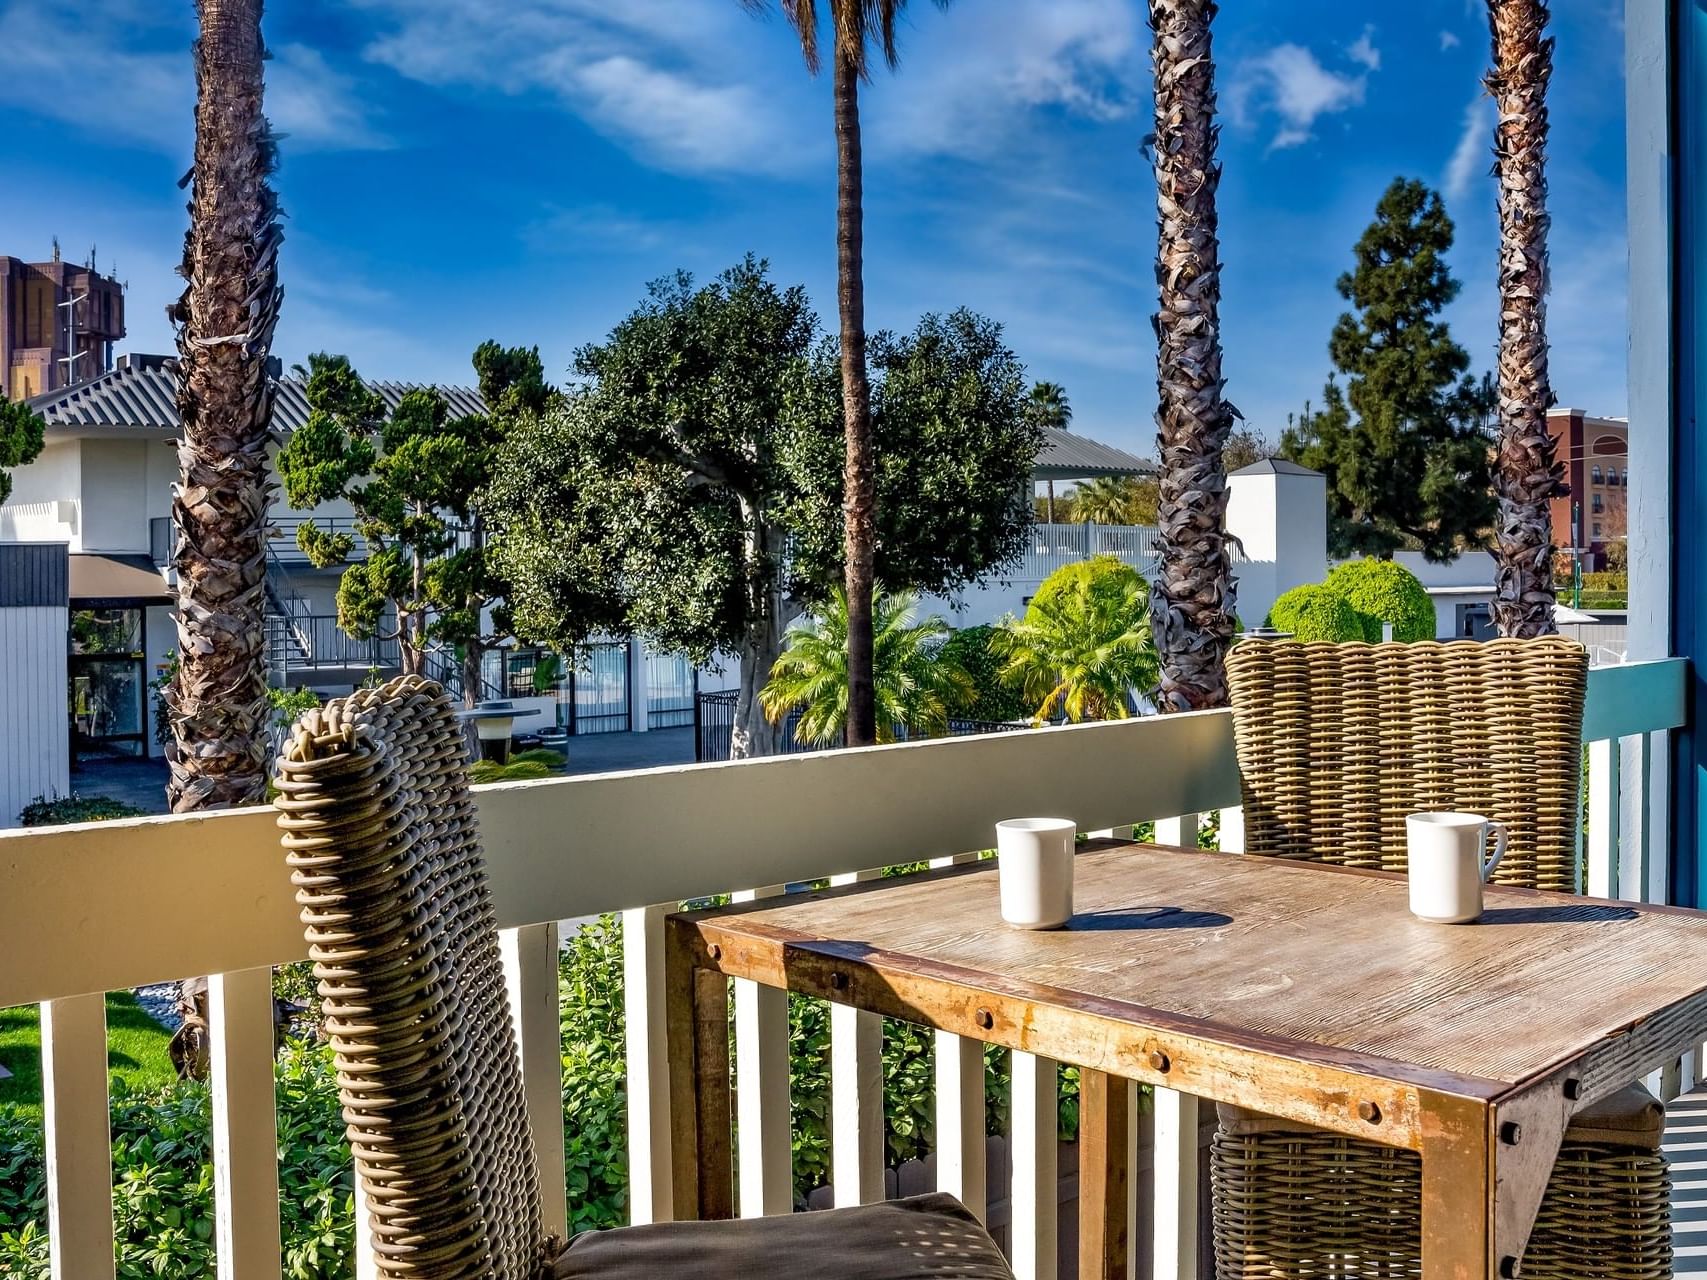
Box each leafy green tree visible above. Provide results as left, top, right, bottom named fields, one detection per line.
left=940, top=625, right=1030, bottom=723
left=996, top=556, right=1159, bottom=723
left=1325, top=558, right=1436, bottom=641
left=1265, top=583, right=1372, bottom=642
left=0, top=399, right=45, bottom=504
left=484, top=260, right=1039, bottom=757
left=1280, top=179, right=1497, bottom=562
left=276, top=346, right=548, bottom=692
left=760, top=586, right=971, bottom=747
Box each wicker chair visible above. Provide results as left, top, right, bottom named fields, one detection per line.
left=1212, top=638, right=1671, bottom=1280
left=273, top=675, right=1014, bottom=1280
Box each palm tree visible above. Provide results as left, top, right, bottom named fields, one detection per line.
left=748, top=0, right=950, bottom=748
left=1070, top=475, right=1159, bottom=526
left=760, top=585, right=973, bottom=748
left=165, top=0, right=281, bottom=813
left=995, top=557, right=1159, bottom=723
left=1148, top=0, right=1238, bottom=711
left=1486, top=0, right=1564, bottom=637
left=1029, top=381, right=1072, bottom=520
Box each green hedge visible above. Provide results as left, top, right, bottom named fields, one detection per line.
left=1324, top=559, right=1434, bottom=641
left=18, top=795, right=148, bottom=827
left=1265, top=583, right=1369, bottom=642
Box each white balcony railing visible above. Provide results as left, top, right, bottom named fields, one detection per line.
left=0, top=499, right=79, bottom=548
left=1016, top=522, right=1162, bottom=583
left=0, top=657, right=1688, bottom=1280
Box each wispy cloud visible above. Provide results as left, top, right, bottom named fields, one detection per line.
left=1444, top=94, right=1491, bottom=203
left=520, top=204, right=696, bottom=256
left=1347, top=26, right=1381, bottom=72
left=0, top=4, right=388, bottom=153
left=1440, top=30, right=1463, bottom=51
left=1231, top=42, right=1371, bottom=150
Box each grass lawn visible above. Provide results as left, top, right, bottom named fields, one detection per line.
left=0, top=992, right=178, bottom=1122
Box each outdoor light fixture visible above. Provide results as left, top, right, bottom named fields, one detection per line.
left=456, top=700, right=540, bottom=765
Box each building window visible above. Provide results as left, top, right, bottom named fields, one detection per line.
left=1622, top=468, right=1630, bottom=485
left=1607, top=469, right=1621, bottom=486
left=1591, top=464, right=1603, bottom=484
left=1593, top=522, right=1603, bottom=539
left=1592, top=493, right=1605, bottom=514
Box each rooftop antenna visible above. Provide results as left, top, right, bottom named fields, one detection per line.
left=51, top=236, right=61, bottom=264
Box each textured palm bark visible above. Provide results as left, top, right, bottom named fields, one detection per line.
left=166, top=0, right=281, bottom=812
left=835, top=49, right=878, bottom=747
left=1148, top=0, right=1237, bottom=711
left=1487, top=0, right=1565, bottom=637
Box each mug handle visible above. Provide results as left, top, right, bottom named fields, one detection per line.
left=1482, top=822, right=1509, bottom=882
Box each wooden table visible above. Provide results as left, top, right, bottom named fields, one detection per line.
left=664, top=842, right=1707, bottom=1279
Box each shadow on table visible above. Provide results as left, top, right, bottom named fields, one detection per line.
left=1068, top=907, right=1233, bottom=931
left=1476, top=903, right=1640, bottom=925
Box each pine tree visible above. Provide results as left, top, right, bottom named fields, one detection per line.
left=1281, top=179, right=1496, bottom=562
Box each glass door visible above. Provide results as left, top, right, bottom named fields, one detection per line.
left=68, top=608, right=146, bottom=760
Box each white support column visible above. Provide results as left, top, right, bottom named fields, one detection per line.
left=622, top=905, right=673, bottom=1224
left=831, top=870, right=885, bottom=1206
left=1010, top=1050, right=1058, bottom=1280
left=629, top=638, right=649, bottom=733
left=1587, top=737, right=1622, bottom=899
left=208, top=967, right=281, bottom=1280
left=502, top=922, right=567, bottom=1239
left=1151, top=1087, right=1201, bottom=1280
left=41, top=993, right=115, bottom=1280
left=1217, top=805, right=1245, bottom=854
left=732, top=886, right=793, bottom=1217
left=927, top=854, right=988, bottom=1220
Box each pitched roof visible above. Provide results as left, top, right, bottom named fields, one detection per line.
left=1229, top=457, right=1321, bottom=478
left=26, top=356, right=487, bottom=434
left=1035, top=428, right=1157, bottom=480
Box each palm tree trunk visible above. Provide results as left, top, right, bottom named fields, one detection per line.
left=834, top=47, right=878, bottom=748
left=1487, top=0, right=1563, bottom=637
left=1148, top=0, right=1237, bottom=712
left=167, top=0, right=280, bottom=813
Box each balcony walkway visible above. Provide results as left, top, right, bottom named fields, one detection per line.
left=1670, top=1091, right=1707, bottom=1271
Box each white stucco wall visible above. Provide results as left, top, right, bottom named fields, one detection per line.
left=79, top=439, right=152, bottom=553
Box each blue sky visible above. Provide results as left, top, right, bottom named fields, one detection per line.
left=0, top=0, right=1629, bottom=457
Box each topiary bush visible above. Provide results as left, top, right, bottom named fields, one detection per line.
left=1325, top=558, right=1435, bottom=641
left=1265, top=584, right=1372, bottom=643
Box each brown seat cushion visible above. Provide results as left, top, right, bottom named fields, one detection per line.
left=1216, top=1082, right=1664, bottom=1151
left=550, top=1193, right=1014, bottom=1279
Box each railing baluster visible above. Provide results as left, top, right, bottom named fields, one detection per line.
left=208, top=968, right=281, bottom=1279
left=1155, top=814, right=1200, bottom=850
left=41, top=993, right=115, bottom=1280
left=501, top=922, right=567, bottom=1239
left=1586, top=737, right=1621, bottom=898
left=1620, top=733, right=1656, bottom=903
left=830, top=870, right=886, bottom=1206
left=1010, top=1050, right=1059, bottom=1280
left=928, top=854, right=988, bottom=1221
left=623, top=905, right=674, bottom=1223
left=1217, top=806, right=1244, bottom=854
left=731, top=886, right=792, bottom=1217
left=1151, top=1087, right=1200, bottom=1280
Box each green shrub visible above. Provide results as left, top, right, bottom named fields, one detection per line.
left=1265, top=584, right=1372, bottom=642
left=0, top=1043, right=354, bottom=1279
left=510, top=747, right=568, bottom=768
left=1324, top=558, right=1435, bottom=641
left=939, top=626, right=1029, bottom=723
left=18, top=794, right=149, bottom=827
left=470, top=758, right=556, bottom=784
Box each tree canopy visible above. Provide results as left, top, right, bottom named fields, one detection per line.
left=483, top=258, right=1041, bottom=755
left=1280, top=179, right=1496, bottom=563
left=0, top=398, right=45, bottom=505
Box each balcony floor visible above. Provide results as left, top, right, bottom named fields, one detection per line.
left=1670, top=1092, right=1707, bottom=1271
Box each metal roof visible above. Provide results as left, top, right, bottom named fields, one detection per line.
left=1034, top=428, right=1157, bottom=480
left=26, top=358, right=487, bottom=435
left=1229, top=457, right=1321, bottom=478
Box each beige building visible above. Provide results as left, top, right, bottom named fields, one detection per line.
left=0, top=243, right=126, bottom=400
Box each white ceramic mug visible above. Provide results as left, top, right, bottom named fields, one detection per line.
left=996, top=818, right=1076, bottom=929
left=1405, top=811, right=1509, bottom=923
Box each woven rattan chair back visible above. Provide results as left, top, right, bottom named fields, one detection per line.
left=1225, top=637, right=1588, bottom=892
left=274, top=675, right=547, bottom=1280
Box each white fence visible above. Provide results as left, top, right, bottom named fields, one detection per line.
left=0, top=657, right=1688, bottom=1279
left=1015, top=523, right=1163, bottom=583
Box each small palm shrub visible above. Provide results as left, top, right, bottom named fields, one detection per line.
left=995, top=556, right=1158, bottom=722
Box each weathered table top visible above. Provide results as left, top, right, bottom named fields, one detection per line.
left=676, top=842, right=1707, bottom=1099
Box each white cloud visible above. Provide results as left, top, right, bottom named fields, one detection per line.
left=1444, top=94, right=1491, bottom=202
left=1231, top=43, right=1369, bottom=150
left=0, top=4, right=387, bottom=154
left=1440, top=30, right=1463, bottom=51
left=1348, top=26, right=1381, bottom=72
